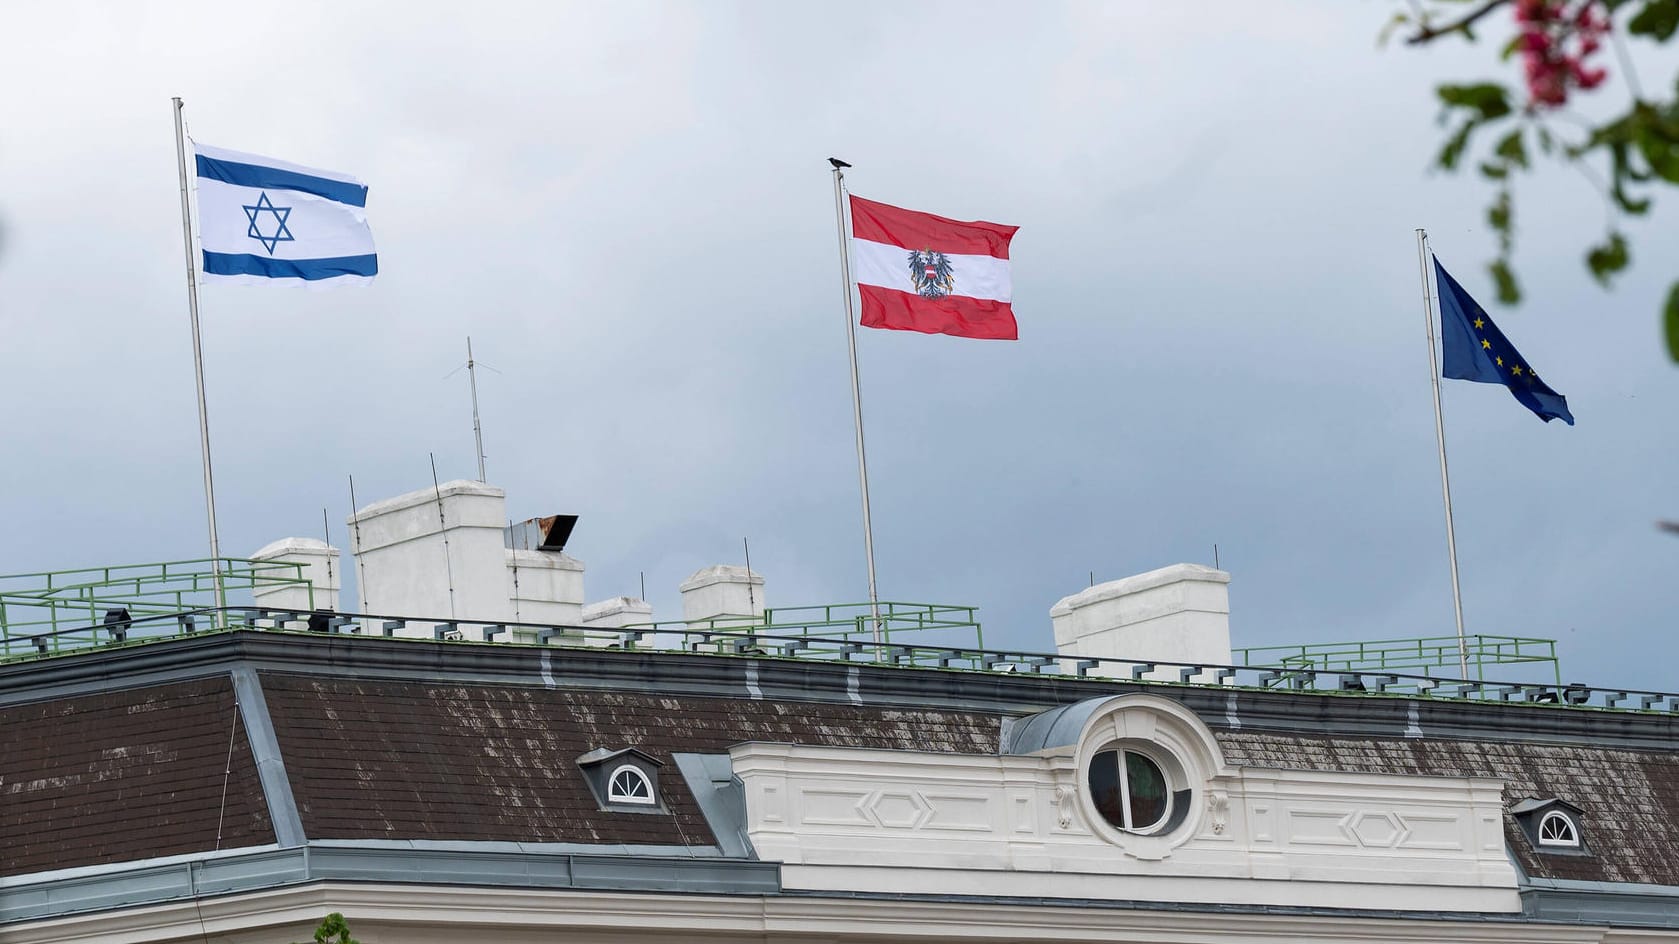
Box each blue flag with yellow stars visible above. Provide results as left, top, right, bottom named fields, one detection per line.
left=1434, top=256, right=1574, bottom=425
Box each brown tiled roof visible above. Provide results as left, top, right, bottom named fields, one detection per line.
left=259, top=672, right=1003, bottom=845
left=1216, top=730, right=1679, bottom=884
left=0, top=677, right=272, bottom=877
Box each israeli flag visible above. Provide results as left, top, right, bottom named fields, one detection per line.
left=193, top=143, right=377, bottom=284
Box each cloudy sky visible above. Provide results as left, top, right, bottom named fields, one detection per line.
left=2, top=2, right=1674, bottom=689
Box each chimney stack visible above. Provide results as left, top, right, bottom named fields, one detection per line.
left=1050, top=564, right=1231, bottom=678
left=679, top=565, right=765, bottom=626
left=250, top=538, right=340, bottom=614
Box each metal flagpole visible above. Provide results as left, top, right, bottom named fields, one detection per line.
left=1414, top=228, right=1469, bottom=677
left=467, top=336, right=487, bottom=482
left=173, top=97, right=226, bottom=627
left=829, top=159, right=882, bottom=645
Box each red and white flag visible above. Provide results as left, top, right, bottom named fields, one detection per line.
left=849, top=195, right=1019, bottom=341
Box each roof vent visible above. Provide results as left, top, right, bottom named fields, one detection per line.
left=505, top=515, right=578, bottom=553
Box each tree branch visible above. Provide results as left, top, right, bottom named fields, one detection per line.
left=1406, top=0, right=1512, bottom=45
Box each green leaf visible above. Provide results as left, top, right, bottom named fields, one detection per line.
left=1585, top=232, right=1631, bottom=285
left=1629, top=0, right=1679, bottom=40
left=1494, top=128, right=1529, bottom=169
left=1665, top=282, right=1679, bottom=362
left=1438, top=119, right=1478, bottom=170
left=1479, top=161, right=1509, bottom=179
left=1632, top=107, right=1679, bottom=183
left=1536, top=126, right=1555, bottom=155
left=1499, top=33, right=1524, bottom=61
left=1490, top=258, right=1521, bottom=304
left=1437, top=83, right=1513, bottom=121
left=1487, top=189, right=1513, bottom=237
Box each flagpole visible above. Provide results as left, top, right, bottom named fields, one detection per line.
left=829, top=160, right=882, bottom=645
left=173, top=97, right=226, bottom=626
left=1415, top=228, right=1469, bottom=677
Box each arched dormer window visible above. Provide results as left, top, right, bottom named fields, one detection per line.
left=576, top=747, right=665, bottom=814
left=608, top=764, right=655, bottom=805
left=1537, top=809, right=1579, bottom=847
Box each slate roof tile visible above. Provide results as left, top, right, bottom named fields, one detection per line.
left=259, top=672, right=1002, bottom=846
left=0, top=677, right=273, bottom=877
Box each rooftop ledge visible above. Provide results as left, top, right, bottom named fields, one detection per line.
left=3, top=603, right=1676, bottom=719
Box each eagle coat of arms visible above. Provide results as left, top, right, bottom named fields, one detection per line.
left=907, top=248, right=955, bottom=299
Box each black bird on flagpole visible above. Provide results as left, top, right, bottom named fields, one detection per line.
left=828, top=157, right=851, bottom=169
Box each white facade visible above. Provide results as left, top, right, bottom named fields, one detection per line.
left=733, top=694, right=1517, bottom=914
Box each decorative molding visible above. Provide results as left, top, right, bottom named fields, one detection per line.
left=1208, top=790, right=1230, bottom=835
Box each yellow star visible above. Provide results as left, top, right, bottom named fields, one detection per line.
left=1473, top=317, right=1486, bottom=329
left=1496, top=356, right=1504, bottom=366
left=1481, top=339, right=1492, bottom=349
left=1511, top=365, right=1524, bottom=376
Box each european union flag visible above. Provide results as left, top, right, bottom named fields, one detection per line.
left=1434, top=256, right=1574, bottom=425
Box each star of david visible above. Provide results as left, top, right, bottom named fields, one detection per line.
left=242, top=191, right=294, bottom=255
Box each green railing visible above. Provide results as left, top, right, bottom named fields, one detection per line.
left=622, top=601, right=983, bottom=652
left=1234, top=634, right=1561, bottom=686
left=0, top=558, right=315, bottom=658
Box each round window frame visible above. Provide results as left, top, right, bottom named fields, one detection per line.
left=1068, top=694, right=1228, bottom=861
left=1536, top=809, right=1579, bottom=847
left=1088, top=743, right=1177, bottom=835
left=606, top=764, right=656, bottom=806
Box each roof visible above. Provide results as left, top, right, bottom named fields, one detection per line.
left=6, top=628, right=1679, bottom=904
left=0, top=675, right=272, bottom=876
left=1216, top=731, right=1679, bottom=884
left=259, top=672, right=998, bottom=849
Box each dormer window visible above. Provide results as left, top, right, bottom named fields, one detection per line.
left=1511, top=797, right=1586, bottom=855
left=1537, top=810, right=1579, bottom=847
left=576, top=747, right=665, bottom=813
left=607, top=764, right=655, bottom=805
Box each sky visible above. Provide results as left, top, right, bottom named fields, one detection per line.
left=1, top=2, right=1674, bottom=689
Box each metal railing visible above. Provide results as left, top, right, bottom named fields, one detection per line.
left=4, top=603, right=1675, bottom=717
left=622, top=601, right=983, bottom=650
left=1234, top=634, right=1561, bottom=686
left=0, top=558, right=314, bottom=658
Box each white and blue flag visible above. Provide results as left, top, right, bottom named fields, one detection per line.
left=193, top=143, right=377, bottom=284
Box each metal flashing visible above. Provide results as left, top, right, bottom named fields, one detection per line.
left=229, top=665, right=305, bottom=848
left=0, top=841, right=778, bottom=925
left=672, top=752, right=755, bottom=859
left=1521, top=877, right=1679, bottom=929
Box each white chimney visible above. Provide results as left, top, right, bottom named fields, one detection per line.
left=347, top=480, right=512, bottom=633
left=679, top=565, right=765, bottom=626
left=580, top=596, right=655, bottom=647
left=507, top=548, right=585, bottom=626
left=1051, top=564, right=1231, bottom=678
left=250, top=538, right=340, bottom=613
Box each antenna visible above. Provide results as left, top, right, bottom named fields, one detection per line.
left=429, top=453, right=458, bottom=619
left=321, top=507, right=333, bottom=591
left=639, top=571, right=646, bottom=602
left=347, top=475, right=370, bottom=617
left=508, top=517, right=521, bottom=624
left=467, top=337, right=487, bottom=482
left=445, top=337, right=498, bottom=482
left=743, top=537, right=756, bottom=616
left=1214, top=544, right=1221, bottom=570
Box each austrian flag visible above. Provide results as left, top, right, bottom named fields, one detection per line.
left=849, top=195, right=1019, bottom=340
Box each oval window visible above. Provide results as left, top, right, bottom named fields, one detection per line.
left=1089, top=749, right=1171, bottom=832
